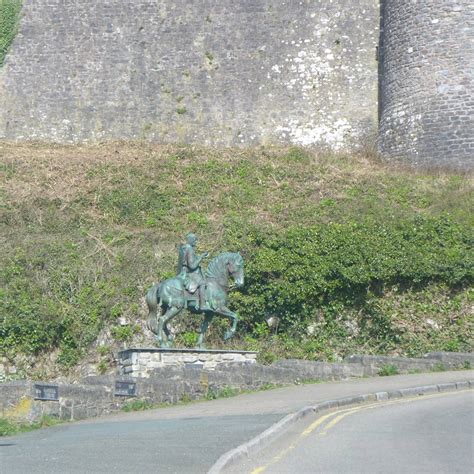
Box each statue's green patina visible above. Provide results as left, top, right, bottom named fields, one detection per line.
left=146, top=234, right=244, bottom=348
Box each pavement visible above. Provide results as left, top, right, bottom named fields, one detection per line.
left=87, top=370, right=474, bottom=423
left=1, top=370, right=473, bottom=473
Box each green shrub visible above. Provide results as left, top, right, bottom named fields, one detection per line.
left=0, top=245, right=127, bottom=366
left=431, top=362, right=446, bottom=372
left=0, top=0, right=22, bottom=66
left=111, top=324, right=140, bottom=343
left=121, top=399, right=153, bottom=412
left=0, top=418, right=17, bottom=436
left=205, top=386, right=239, bottom=400
left=176, top=331, right=199, bottom=347
left=97, top=345, right=111, bottom=356
left=0, top=415, right=61, bottom=437
left=378, top=364, right=399, bottom=376
left=235, top=216, right=472, bottom=331
left=97, top=359, right=108, bottom=374
left=97, top=187, right=173, bottom=226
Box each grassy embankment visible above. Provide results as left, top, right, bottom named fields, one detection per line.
left=1, top=142, right=472, bottom=378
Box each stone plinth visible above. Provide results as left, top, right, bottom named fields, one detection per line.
left=118, top=348, right=258, bottom=378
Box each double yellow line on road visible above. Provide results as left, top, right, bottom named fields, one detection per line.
left=251, top=389, right=473, bottom=474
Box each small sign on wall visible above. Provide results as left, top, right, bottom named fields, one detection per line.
left=114, top=381, right=137, bottom=397
left=34, top=384, right=59, bottom=401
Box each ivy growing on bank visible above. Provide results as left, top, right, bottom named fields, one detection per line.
left=233, top=215, right=473, bottom=329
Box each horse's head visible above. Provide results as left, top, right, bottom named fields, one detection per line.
left=227, top=252, right=244, bottom=287
left=206, top=251, right=244, bottom=288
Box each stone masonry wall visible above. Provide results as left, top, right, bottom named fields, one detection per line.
left=0, top=0, right=379, bottom=149
left=379, top=0, right=474, bottom=168
left=1, top=352, right=472, bottom=423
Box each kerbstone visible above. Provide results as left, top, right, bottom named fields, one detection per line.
left=438, top=383, right=456, bottom=392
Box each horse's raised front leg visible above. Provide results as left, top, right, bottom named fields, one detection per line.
left=197, top=313, right=213, bottom=349
left=157, top=306, right=182, bottom=348
left=215, top=306, right=239, bottom=341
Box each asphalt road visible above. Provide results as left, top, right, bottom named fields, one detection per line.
left=0, top=413, right=283, bottom=474
left=229, top=390, right=474, bottom=474
left=0, top=371, right=472, bottom=473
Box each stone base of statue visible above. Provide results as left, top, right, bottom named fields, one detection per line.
left=118, top=348, right=258, bottom=378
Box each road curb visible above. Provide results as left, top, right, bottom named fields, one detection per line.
left=208, top=379, right=474, bottom=473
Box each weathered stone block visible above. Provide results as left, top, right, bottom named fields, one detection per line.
left=118, top=348, right=259, bottom=377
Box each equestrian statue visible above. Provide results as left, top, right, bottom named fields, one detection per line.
left=146, top=233, right=244, bottom=348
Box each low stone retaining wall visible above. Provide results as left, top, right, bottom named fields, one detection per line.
left=118, top=348, right=257, bottom=377
left=1, top=352, right=472, bottom=424
left=0, top=380, right=122, bottom=423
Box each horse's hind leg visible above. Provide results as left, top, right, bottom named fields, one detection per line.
left=163, top=322, right=173, bottom=344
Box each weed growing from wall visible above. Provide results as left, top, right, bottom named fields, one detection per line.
left=378, top=364, right=399, bottom=376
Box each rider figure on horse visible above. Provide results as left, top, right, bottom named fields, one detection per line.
left=177, top=232, right=211, bottom=311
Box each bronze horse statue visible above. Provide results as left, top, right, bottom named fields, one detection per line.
left=145, top=252, right=244, bottom=348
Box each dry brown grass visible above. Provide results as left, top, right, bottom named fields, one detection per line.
left=0, top=142, right=354, bottom=196
left=2, top=141, right=472, bottom=255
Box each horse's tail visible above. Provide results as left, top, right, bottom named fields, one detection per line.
left=146, top=283, right=162, bottom=335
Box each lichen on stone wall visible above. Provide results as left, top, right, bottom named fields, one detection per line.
left=276, top=118, right=353, bottom=150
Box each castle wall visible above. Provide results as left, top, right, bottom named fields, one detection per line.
left=379, top=0, right=474, bottom=168
left=0, top=0, right=379, bottom=149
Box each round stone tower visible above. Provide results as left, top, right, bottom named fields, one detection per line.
left=379, top=0, right=474, bottom=168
